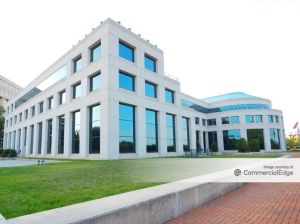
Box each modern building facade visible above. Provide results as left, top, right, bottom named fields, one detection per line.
left=3, top=19, right=286, bottom=159
left=0, top=74, right=22, bottom=106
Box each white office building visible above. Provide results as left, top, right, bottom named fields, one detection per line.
left=3, top=19, right=285, bottom=159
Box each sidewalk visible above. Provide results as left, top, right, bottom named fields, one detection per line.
left=167, top=183, right=300, bottom=224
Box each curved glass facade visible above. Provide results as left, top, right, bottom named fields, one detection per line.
left=181, top=99, right=270, bottom=114
left=202, top=92, right=258, bottom=103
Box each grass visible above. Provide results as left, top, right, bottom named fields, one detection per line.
left=0, top=160, right=165, bottom=219
left=0, top=154, right=283, bottom=218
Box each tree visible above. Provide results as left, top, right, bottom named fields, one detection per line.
left=236, top=138, right=249, bottom=153
left=0, top=106, right=5, bottom=148
left=286, top=134, right=300, bottom=150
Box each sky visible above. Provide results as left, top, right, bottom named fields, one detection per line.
left=0, top=0, right=299, bottom=134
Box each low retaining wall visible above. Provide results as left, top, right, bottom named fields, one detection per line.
left=3, top=179, right=243, bottom=224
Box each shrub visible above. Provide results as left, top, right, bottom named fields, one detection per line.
left=236, top=138, right=249, bottom=153
left=210, top=142, right=218, bottom=152
left=248, top=139, right=260, bottom=152
left=0, top=149, right=17, bottom=157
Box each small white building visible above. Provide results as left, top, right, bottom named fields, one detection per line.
left=3, top=18, right=285, bottom=159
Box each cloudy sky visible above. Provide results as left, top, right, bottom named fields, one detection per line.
left=0, top=0, right=299, bottom=134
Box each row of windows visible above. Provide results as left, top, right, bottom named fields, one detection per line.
left=198, top=114, right=281, bottom=127
left=5, top=103, right=189, bottom=154
left=119, top=41, right=157, bottom=72
left=118, top=103, right=187, bottom=153
left=8, top=37, right=157, bottom=113
left=118, top=70, right=175, bottom=103
left=5, top=104, right=101, bottom=155
left=5, top=72, right=101, bottom=128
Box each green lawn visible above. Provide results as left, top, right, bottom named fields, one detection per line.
left=0, top=160, right=164, bottom=219
left=203, top=154, right=281, bottom=158
left=0, top=154, right=282, bottom=219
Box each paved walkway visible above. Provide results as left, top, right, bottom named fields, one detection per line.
left=167, top=183, right=300, bottom=224
left=0, top=159, right=61, bottom=167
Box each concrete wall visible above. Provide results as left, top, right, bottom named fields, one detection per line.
left=3, top=180, right=243, bottom=224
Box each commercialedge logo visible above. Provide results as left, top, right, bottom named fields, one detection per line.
left=234, top=169, right=293, bottom=177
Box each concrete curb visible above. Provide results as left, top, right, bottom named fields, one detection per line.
left=4, top=176, right=243, bottom=224
left=0, top=213, right=6, bottom=224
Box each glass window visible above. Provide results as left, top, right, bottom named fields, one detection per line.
left=222, top=117, right=230, bottom=124
left=119, top=103, right=135, bottom=153
left=207, top=119, right=216, bottom=126
left=72, top=111, right=80, bottom=154
left=48, top=97, right=54, bottom=109
left=146, top=109, right=158, bottom=153
left=247, top=129, right=265, bottom=149
left=31, top=106, right=35, bottom=117
left=275, top=115, right=279, bottom=123
left=145, top=82, right=157, bottom=98
left=90, top=42, right=101, bottom=62
left=223, top=130, right=241, bottom=150
left=47, top=119, right=52, bottom=154
left=230, top=116, right=239, bottom=124
left=90, top=72, right=101, bottom=92
left=23, top=127, right=27, bottom=148
left=208, top=131, right=218, bottom=151
left=255, top=115, right=263, bottom=123
left=30, top=125, right=34, bottom=154
left=144, top=54, right=156, bottom=72
left=202, top=119, right=206, bottom=126
left=59, top=90, right=66, bottom=105
left=119, top=71, right=135, bottom=91
left=36, top=65, right=67, bottom=92
left=166, top=114, right=176, bottom=152
left=37, top=122, right=42, bottom=154
left=165, top=89, right=174, bottom=103
left=73, top=56, right=82, bottom=73
left=119, top=41, right=134, bottom=62
left=182, top=117, right=190, bottom=152
left=195, top=117, right=200, bottom=125
left=268, top=115, right=274, bottom=123
left=39, top=102, right=43, bottom=113
left=73, top=83, right=81, bottom=99
left=19, top=113, right=22, bottom=122
left=89, top=104, right=100, bottom=154
left=270, top=128, right=280, bottom=149
left=58, top=115, right=65, bottom=154
left=25, top=110, right=28, bottom=119
left=245, top=115, right=254, bottom=123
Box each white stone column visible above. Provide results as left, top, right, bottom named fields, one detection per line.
left=51, top=117, right=58, bottom=158
left=264, top=128, right=271, bottom=151
left=136, top=105, right=147, bottom=158
left=279, top=129, right=286, bottom=151
left=158, top=111, right=167, bottom=156
left=64, top=112, right=72, bottom=158
left=33, top=123, right=38, bottom=156
left=205, top=132, right=209, bottom=151
left=15, top=130, right=20, bottom=152
left=25, top=127, right=30, bottom=156
left=190, top=118, right=196, bottom=150
left=240, top=129, right=248, bottom=140
left=80, top=107, right=89, bottom=158
left=20, top=128, right=25, bottom=157
left=41, top=120, right=47, bottom=157
left=217, top=130, right=224, bottom=153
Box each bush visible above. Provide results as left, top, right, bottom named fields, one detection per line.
left=0, top=149, right=17, bottom=157
left=236, top=138, right=249, bottom=153
left=210, top=142, right=218, bottom=152
left=248, top=139, right=260, bottom=152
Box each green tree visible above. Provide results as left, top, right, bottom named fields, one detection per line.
left=0, top=106, right=5, bottom=148
left=236, top=138, right=249, bottom=153
left=286, top=134, right=300, bottom=150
